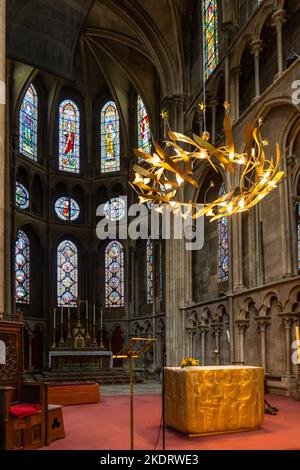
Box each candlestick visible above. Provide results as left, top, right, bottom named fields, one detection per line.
left=86, top=301, right=90, bottom=341
left=99, top=308, right=105, bottom=350
left=92, top=305, right=97, bottom=346
left=52, top=308, right=57, bottom=349
left=59, top=306, right=65, bottom=346
left=67, top=306, right=71, bottom=340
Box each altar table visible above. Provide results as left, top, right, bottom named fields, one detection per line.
left=48, top=350, right=113, bottom=369
left=165, top=366, right=264, bottom=437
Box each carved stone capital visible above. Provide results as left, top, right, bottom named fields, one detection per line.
left=272, top=9, right=286, bottom=30
left=250, top=39, right=263, bottom=57
left=255, top=316, right=271, bottom=330
left=236, top=319, right=249, bottom=334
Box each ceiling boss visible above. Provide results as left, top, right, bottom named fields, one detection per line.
left=130, top=102, right=288, bottom=222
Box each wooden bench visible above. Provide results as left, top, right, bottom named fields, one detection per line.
left=47, top=382, right=100, bottom=406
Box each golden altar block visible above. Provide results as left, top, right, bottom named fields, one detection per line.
left=165, top=366, right=264, bottom=437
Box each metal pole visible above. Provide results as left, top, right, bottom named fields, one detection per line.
left=129, top=354, right=134, bottom=450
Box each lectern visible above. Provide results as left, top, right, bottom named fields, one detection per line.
left=113, top=337, right=156, bottom=450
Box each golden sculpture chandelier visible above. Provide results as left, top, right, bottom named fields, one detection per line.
left=130, top=103, right=286, bottom=222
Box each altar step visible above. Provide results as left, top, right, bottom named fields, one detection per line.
left=33, top=368, right=143, bottom=385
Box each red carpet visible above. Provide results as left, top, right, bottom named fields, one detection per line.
left=42, top=394, right=300, bottom=450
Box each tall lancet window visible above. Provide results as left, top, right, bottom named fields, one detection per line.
left=105, top=241, right=124, bottom=308
left=202, top=0, right=219, bottom=80
left=19, top=84, right=38, bottom=160
left=101, top=101, right=120, bottom=173
left=137, top=95, right=151, bottom=154
left=57, top=240, right=78, bottom=306
left=15, top=230, right=30, bottom=304
left=218, top=183, right=229, bottom=281
left=146, top=239, right=154, bottom=304
left=59, top=99, right=80, bottom=173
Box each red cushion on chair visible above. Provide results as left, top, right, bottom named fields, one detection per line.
left=10, top=403, right=41, bottom=418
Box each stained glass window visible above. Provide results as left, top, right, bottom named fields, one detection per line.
left=297, top=203, right=300, bottom=272
left=19, top=84, right=38, bottom=160
left=101, top=101, right=120, bottom=173
left=218, top=183, right=229, bottom=281
left=59, top=99, right=80, bottom=173
left=16, top=182, right=30, bottom=210
left=15, top=230, right=30, bottom=304
left=55, top=197, right=80, bottom=222
left=137, top=95, right=151, bottom=154
left=57, top=240, right=78, bottom=306
left=146, top=239, right=153, bottom=304
left=202, top=0, right=219, bottom=80
left=104, top=197, right=125, bottom=222
left=105, top=241, right=124, bottom=308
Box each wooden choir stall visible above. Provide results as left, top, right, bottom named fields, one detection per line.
left=0, top=319, right=49, bottom=450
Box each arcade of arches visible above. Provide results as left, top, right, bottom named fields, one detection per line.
left=1, top=0, right=300, bottom=400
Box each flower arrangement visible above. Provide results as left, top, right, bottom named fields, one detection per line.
left=181, top=357, right=200, bottom=368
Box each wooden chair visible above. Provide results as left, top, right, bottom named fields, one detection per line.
left=0, top=320, right=48, bottom=450
left=0, top=382, right=47, bottom=450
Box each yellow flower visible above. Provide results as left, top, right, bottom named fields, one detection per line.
left=191, top=360, right=198, bottom=366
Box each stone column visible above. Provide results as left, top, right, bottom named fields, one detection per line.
left=163, top=94, right=192, bottom=367
left=272, top=10, right=286, bottom=76
left=256, top=317, right=270, bottom=372
left=210, top=99, right=218, bottom=145
left=213, top=324, right=222, bottom=366
left=236, top=320, right=249, bottom=364
left=222, top=22, right=233, bottom=102
left=231, top=67, right=241, bottom=122
left=0, top=0, right=5, bottom=313
left=199, top=326, right=207, bottom=366
left=251, top=39, right=262, bottom=99
left=282, top=316, right=293, bottom=375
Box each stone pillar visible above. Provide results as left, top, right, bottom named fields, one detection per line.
left=231, top=213, right=245, bottom=291
left=236, top=320, right=249, bottom=364
left=283, top=317, right=293, bottom=375
left=210, top=99, right=218, bottom=145
left=221, top=22, right=233, bottom=102
left=163, top=94, right=193, bottom=367
left=256, top=317, right=270, bottom=372
left=200, top=326, right=207, bottom=366
left=0, top=0, right=5, bottom=313
left=251, top=39, right=262, bottom=99
left=272, top=10, right=286, bottom=76
left=231, top=67, right=241, bottom=121
left=213, top=325, right=222, bottom=366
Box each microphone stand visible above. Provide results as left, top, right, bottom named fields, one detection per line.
left=161, top=344, right=166, bottom=450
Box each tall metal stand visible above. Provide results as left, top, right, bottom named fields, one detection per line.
left=114, top=337, right=156, bottom=450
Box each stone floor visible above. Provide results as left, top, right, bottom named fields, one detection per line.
left=100, top=379, right=162, bottom=396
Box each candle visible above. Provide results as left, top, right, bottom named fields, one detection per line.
left=54, top=307, right=56, bottom=329
left=93, top=305, right=96, bottom=326
left=100, top=308, right=103, bottom=331
left=61, top=306, right=63, bottom=323
left=86, top=300, right=88, bottom=320
left=68, top=306, right=70, bottom=321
